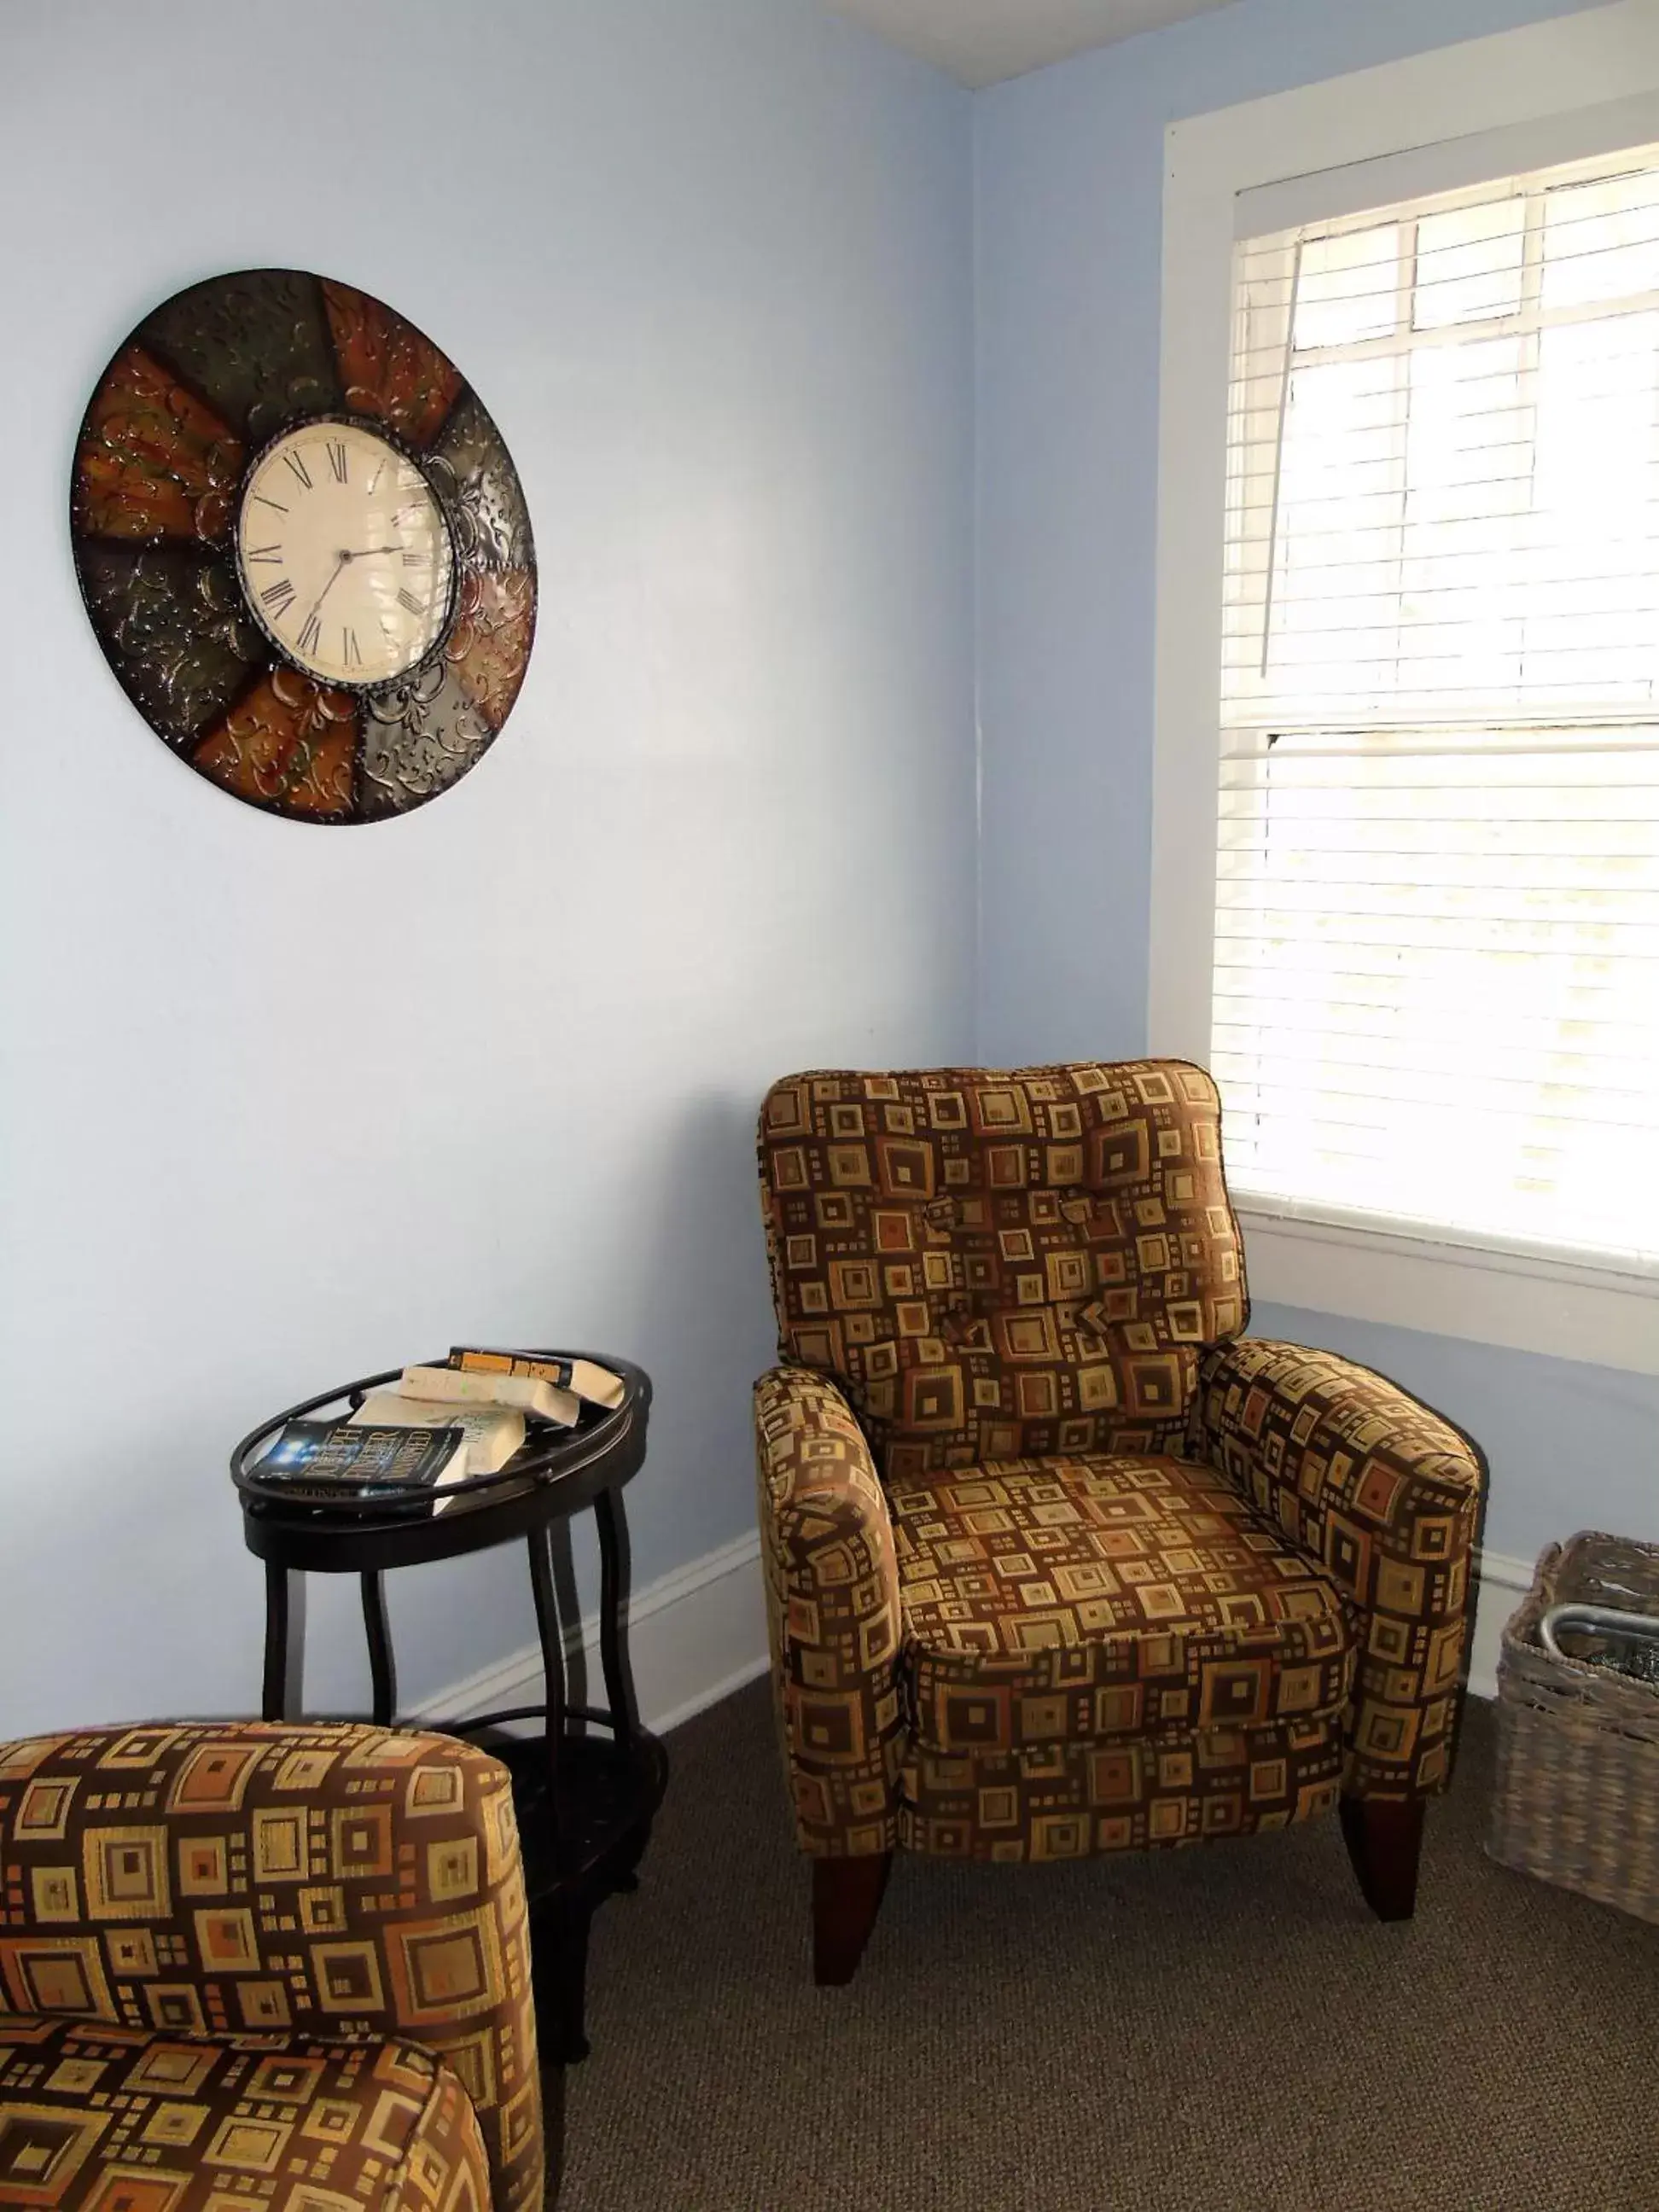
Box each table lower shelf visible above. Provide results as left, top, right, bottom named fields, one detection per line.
left=483, top=1726, right=668, bottom=1903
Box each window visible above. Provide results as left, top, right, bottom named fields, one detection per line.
left=1216, top=145, right=1659, bottom=1275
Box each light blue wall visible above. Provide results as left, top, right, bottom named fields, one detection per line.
left=0, top=0, right=975, bottom=1733
left=973, top=0, right=1653, bottom=1568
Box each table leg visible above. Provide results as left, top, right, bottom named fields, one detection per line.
left=527, top=1525, right=567, bottom=1809
left=262, top=1563, right=291, bottom=1721
left=594, top=1489, right=638, bottom=1746
left=533, top=1896, right=593, bottom=2064
left=361, top=1572, right=398, bottom=1727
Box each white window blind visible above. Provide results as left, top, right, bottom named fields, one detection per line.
left=1217, top=144, right=1659, bottom=1274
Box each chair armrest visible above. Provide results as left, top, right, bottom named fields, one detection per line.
left=1190, top=1339, right=1485, bottom=1800
left=754, top=1365, right=905, bottom=1856
left=0, top=1720, right=542, bottom=2212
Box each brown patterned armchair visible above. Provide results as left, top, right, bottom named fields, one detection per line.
left=0, top=1720, right=544, bottom=2209
left=754, top=1062, right=1486, bottom=1982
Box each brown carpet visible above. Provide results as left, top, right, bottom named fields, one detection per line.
left=559, top=1685, right=1659, bottom=2211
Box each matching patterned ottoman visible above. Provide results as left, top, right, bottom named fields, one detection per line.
left=0, top=1721, right=544, bottom=2209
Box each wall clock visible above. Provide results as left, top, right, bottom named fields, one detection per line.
left=71, top=269, right=536, bottom=822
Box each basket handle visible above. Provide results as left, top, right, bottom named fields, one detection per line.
left=1539, top=1601, right=1659, bottom=1661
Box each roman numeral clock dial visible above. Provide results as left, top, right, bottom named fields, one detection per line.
left=72, top=268, right=538, bottom=823
left=233, top=420, right=454, bottom=687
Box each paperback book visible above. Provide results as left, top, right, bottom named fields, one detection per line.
left=255, top=1419, right=467, bottom=1508
left=399, top=1363, right=580, bottom=1427
left=349, top=1394, right=527, bottom=1474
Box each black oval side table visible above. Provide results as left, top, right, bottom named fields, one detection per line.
left=232, top=1351, right=669, bottom=2070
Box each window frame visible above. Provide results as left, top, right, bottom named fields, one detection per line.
left=1150, top=3, right=1659, bottom=1377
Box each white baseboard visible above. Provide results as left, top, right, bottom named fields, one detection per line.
left=1468, top=1545, right=1534, bottom=1702
left=409, top=1522, right=1531, bottom=1743
left=410, top=1526, right=770, bottom=1740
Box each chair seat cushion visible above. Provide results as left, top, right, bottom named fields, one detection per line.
left=0, top=2014, right=489, bottom=2210
left=891, top=1452, right=1354, bottom=1752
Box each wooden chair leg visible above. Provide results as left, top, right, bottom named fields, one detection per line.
left=1340, top=1794, right=1425, bottom=1922
left=812, top=1852, right=891, bottom=1985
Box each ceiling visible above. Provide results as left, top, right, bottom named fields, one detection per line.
left=825, top=0, right=1242, bottom=88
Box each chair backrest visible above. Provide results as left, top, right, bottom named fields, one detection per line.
left=759, top=1061, right=1249, bottom=1480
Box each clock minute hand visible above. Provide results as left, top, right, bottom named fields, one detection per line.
left=300, top=550, right=351, bottom=630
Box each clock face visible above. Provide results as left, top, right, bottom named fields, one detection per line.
left=71, top=268, right=537, bottom=824
left=236, top=422, right=456, bottom=687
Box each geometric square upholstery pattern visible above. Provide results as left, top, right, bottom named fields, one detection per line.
left=0, top=2012, right=489, bottom=2210
left=760, top=1062, right=1247, bottom=1479
left=0, top=1724, right=540, bottom=2212
left=899, top=1715, right=1348, bottom=1861
left=890, top=1453, right=1353, bottom=1755
left=754, top=1367, right=906, bottom=1860
left=1190, top=1337, right=1485, bottom=1800
left=754, top=1060, right=1487, bottom=1868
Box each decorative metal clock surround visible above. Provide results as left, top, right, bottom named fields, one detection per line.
left=72, top=268, right=537, bottom=823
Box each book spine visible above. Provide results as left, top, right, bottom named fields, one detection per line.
left=451, top=1348, right=624, bottom=1407
left=454, top=1348, right=575, bottom=1389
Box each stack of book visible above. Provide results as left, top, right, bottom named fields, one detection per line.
left=254, top=1348, right=624, bottom=1512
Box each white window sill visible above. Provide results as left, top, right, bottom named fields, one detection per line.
left=1233, top=1201, right=1659, bottom=1376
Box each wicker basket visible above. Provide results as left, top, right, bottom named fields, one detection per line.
left=1487, top=1530, right=1659, bottom=1924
